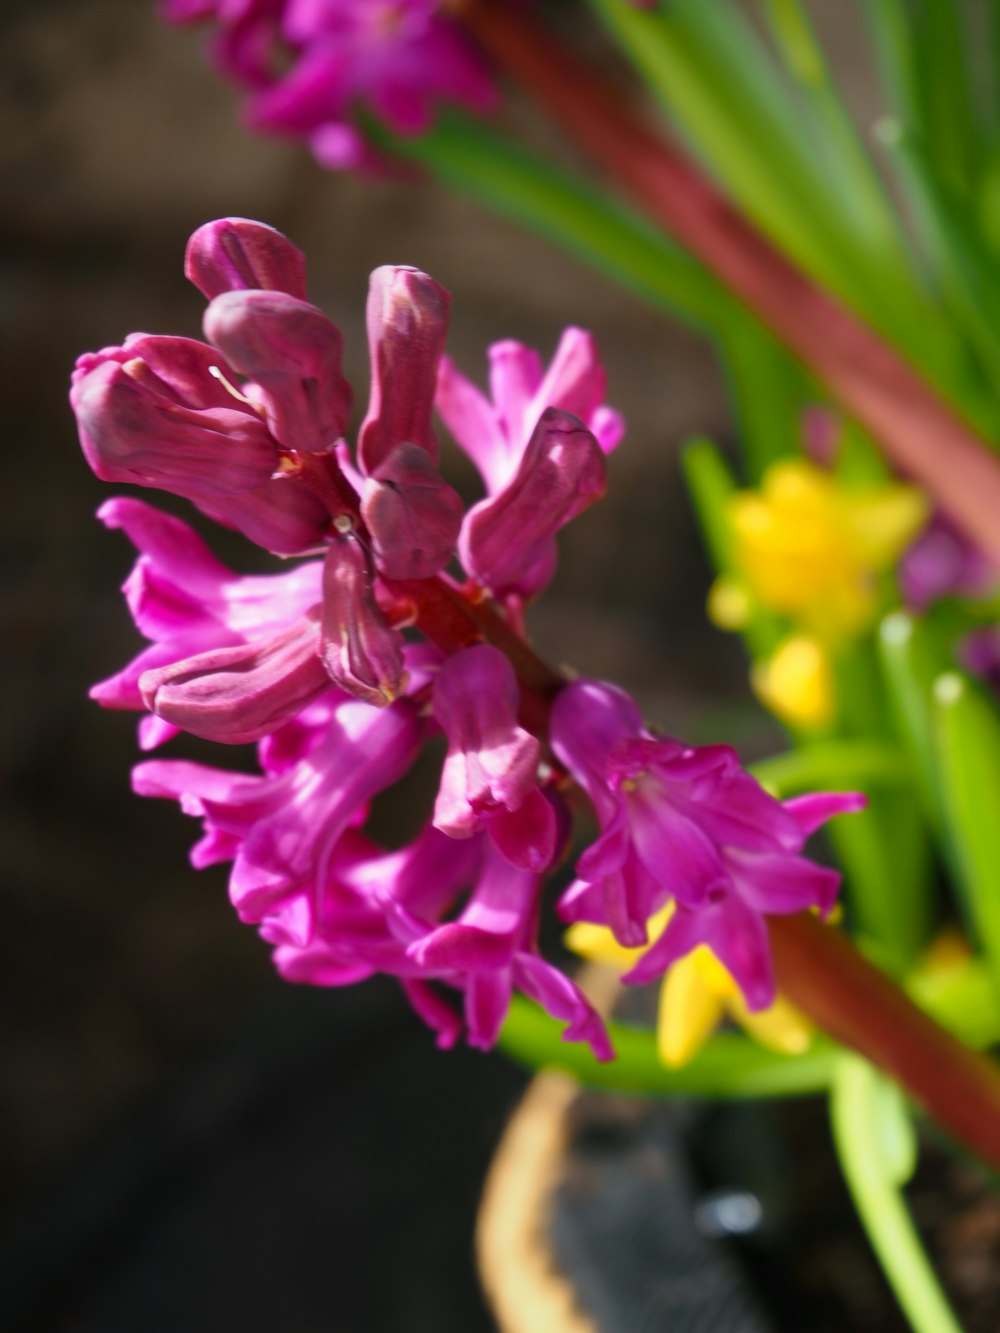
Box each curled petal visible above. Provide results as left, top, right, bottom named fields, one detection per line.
left=359, top=266, right=450, bottom=475
left=185, top=218, right=309, bottom=301
left=459, top=408, right=606, bottom=599
left=783, top=791, right=868, bottom=836
left=319, top=532, right=406, bottom=706
left=204, top=289, right=352, bottom=451
left=139, top=616, right=329, bottom=744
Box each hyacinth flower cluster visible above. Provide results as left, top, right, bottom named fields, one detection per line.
left=162, top=0, right=497, bottom=170
left=71, top=218, right=863, bottom=1059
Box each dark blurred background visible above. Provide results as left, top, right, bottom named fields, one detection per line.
left=0, top=2, right=765, bottom=1328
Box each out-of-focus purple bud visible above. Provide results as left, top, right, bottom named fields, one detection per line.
left=204, top=290, right=352, bottom=452
left=185, top=218, right=309, bottom=301
left=139, top=616, right=329, bottom=744
left=358, top=266, right=450, bottom=475
left=361, top=442, right=463, bottom=579
left=460, top=407, right=607, bottom=599
left=319, top=528, right=407, bottom=706
left=433, top=644, right=541, bottom=839
left=72, top=359, right=277, bottom=497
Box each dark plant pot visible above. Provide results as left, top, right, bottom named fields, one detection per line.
left=478, top=1063, right=1000, bottom=1330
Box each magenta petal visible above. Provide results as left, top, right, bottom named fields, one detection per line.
left=401, top=979, right=463, bottom=1050
left=412, top=923, right=514, bottom=972
left=532, top=327, right=609, bottom=428
left=185, top=218, right=309, bottom=301
left=550, top=679, right=644, bottom=810
left=204, top=289, right=352, bottom=451
left=783, top=791, right=868, bottom=836
left=464, top=972, right=511, bottom=1050
left=459, top=407, right=606, bottom=599
left=360, top=441, right=463, bottom=578
left=319, top=534, right=406, bottom=705
left=434, top=354, right=508, bottom=493
left=358, top=266, right=450, bottom=475
left=432, top=644, right=540, bottom=837
left=512, top=954, right=614, bottom=1061
left=488, top=788, right=556, bottom=872
left=628, top=784, right=729, bottom=909
left=729, top=849, right=842, bottom=916
left=139, top=616, right=328, bottom=743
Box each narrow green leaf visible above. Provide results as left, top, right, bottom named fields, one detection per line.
left=680, top=436, right=739, bottom=571
left=498, top=995, right=836, bottom=1097
left=932, top=670, right=1000, bottom=997
left=831, top=1056, right=963, bottom=1333
left=749, top=740, right=910, bottom=799
left=370, top=112, right=732, bottom=333
left=879, top=613, right=945, bottom=833
left=716, top=310, right=807, bottom=480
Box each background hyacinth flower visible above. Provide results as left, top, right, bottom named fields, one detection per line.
left=163, top=0, right=497, bottom=171
left=898, top=512, right=997, bottom=614
left=551, top=679, right=864, bottom=1010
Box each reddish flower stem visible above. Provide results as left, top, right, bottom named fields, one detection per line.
left=381, top=572, right=565, bottom=734
left=771, top=913, right=1000, bottom=1169
left=460, top=1, right=1000, bottom=567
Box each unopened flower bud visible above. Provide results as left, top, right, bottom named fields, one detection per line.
left=204, top=290, right=352, bottom=452
left=185, top=217, right=309, bottom=301
left=360, top=441, right=463, bottom=579
left=460, top=407, right=606, bottom=598
left=319, top=531, right=406, bottom=706
left=359, top=266, right=450, bottom=474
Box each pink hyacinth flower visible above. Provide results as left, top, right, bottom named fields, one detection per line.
left=90, top=496, right=324, bottom=747
left=132, top=694, right=424, bottom=932
left=432, top=644, right=557, bottom=873
left=436, top=328, right=623, bottom=599
left=383, top=841, right=612, bottom=1058
left=551, top=679, right=864, bottom=1008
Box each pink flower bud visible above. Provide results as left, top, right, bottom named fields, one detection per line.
left=360, top=442, right=463, bottom=579
left=459, top=407, right=607, bottom=599
left=432, top=644, right=540, bottom=839
left=185, top=218, right=309, bottom=301
left=319, top=529, right=406, bottom=706
left=359, top=266, right=450, bottom=474
left=203, top=289, right=352, bottom=452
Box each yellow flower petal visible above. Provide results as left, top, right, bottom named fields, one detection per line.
left=707, top=575, right=752, bottom=630
left=657, top=952, right=727, bottom=1067
left=729, top=992, right=813, bottom=1055
left=751, top=633, right=835, bottom=729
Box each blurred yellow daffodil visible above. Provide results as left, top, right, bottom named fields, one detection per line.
left=708, top=459, right=928, bottom=729
left=566, top=907, right=812, bottom=1068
